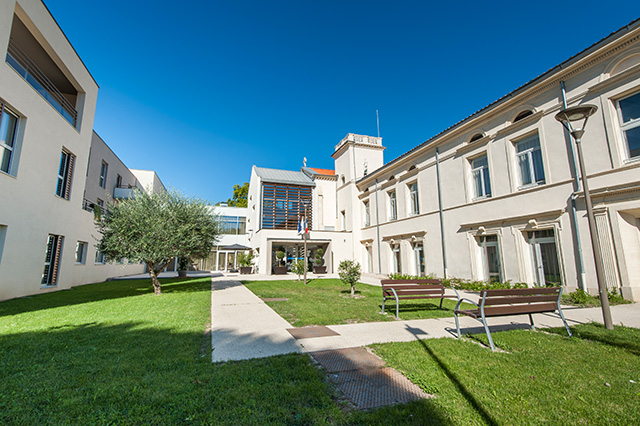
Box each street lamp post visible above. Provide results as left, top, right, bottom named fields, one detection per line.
left=555, top=104, right=614, bottom=330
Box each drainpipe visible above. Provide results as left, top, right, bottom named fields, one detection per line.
left=561, top=81, right=586, bottom=291
left=436, top=147, right=448, bottom=278
left=375, top=179, right=382, bottom=274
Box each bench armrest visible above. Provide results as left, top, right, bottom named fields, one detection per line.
left=453, top=288, right=479, bottom=312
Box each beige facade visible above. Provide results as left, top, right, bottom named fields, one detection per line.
left=0, top=0, right=163, bottom=300
left=247, top=21, right=640, bottom=301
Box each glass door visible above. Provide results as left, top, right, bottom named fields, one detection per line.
left=478, top=235, right=501, bottom=283
left=528, top=229, right=561, bottom=286
left=413, top=243, right=425, bottom=276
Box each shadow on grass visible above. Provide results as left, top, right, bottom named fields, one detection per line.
left=404, top=325, right=499, bottom=426
left=547, top=322, right=640, bottom=356
left=0, top=277, right=211, bottom=318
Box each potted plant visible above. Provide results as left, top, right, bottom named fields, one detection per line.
left=313, top=248, right=326, bottom=274
left=238, top=251, right=254, bottom=274
left=177, top=257, right=190, bottom=278
left=273, top=249, right=288, bottom=275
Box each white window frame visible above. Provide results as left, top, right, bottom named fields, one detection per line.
left=388, top=190, right=397, bottom=221
left=0, top=103, right=19, bottom=175
left=99, top=161, right=108, bottom=188
left=471, top=154, right=491, bottom=199
left=392, top=244, right=401, bottom=274
left=42, top=234, right=64, bottom=286
left=95, top=249, right=106, bottom=265
left=616, top=91, right=640, bottom=161
left=75, top=241, right=87, bottom=264
left=408, top=182, right=419, bottom=215
left=515, top=133, right=545, bottom=189
left=413, top=242, right=425, bottom=276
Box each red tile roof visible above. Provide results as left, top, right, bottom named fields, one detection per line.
left=309, top=168, right=335, bottom=176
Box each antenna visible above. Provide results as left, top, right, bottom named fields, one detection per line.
left=376, top=110, right=380, bottom=138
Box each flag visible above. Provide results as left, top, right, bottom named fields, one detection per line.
left=297, top=217, right=303, bottom=235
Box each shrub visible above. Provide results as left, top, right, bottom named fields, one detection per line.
left=237, top=251, right=255, bottom=268
left=291, top=260, right=306, bottom=281
left=314, top=248, right=325, bottom=266
left=386, top=273, right=527, bottom=291
left=339, top=260, right=361, bottom=297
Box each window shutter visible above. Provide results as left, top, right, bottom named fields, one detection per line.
left=64, top=154, right=75, bottom=199
left=51, top=236, right=63, bottom=285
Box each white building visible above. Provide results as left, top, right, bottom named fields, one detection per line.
left=247, top=19, right=640, bottom=301
left=0, top=0, right=165, bottom=300
left=198, top=205, right=250, bottom=272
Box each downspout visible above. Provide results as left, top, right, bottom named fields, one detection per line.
left=375, top=179, right=382, bottom=274
left=436, top=147, right=448, bottom=278
left=561, top=81, right=586, bottom=290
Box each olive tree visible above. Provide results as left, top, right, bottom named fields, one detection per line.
left=338, top=260, right=361, bottom=297
left=96, top=189, right=220, bottom=295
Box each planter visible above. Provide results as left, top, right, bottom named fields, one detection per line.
left=273, top=266, right=288, bottom=275
left=240, top=266, right=252, bottom=274
left=313, top=266, right=327, bottom=274
left=177, top=270, right=187, bottom=278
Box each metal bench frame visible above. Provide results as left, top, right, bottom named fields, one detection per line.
left=454, top=287, right=572, bottom=351
left=381, top=279, right=455, bottom=319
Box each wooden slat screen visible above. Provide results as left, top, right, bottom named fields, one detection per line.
left=261, top=183, right=313, bottom=230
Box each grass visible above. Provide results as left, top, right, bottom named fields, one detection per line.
left=244, top=279, right=467, bottom=327
left=2, top=276, right=639, bottom=425
left=371, top=323, right=640, bottom=425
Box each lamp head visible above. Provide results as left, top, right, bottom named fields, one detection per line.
left=555, top=104, right=598, bottom=140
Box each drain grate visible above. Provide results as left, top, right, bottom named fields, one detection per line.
left=311, top=347, right=385, bottom=372
left=310, top=347, right=430, bottom=410
left=287, top=326, right=340, bottom=339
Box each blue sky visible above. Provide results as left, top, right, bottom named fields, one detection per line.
left=45, top=0, right=639, bottom=203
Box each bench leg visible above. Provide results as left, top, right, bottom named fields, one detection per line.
left=395, top=298, right=399, bottom=320
left=557, top=306, right=573, bottom=337
left=529, top=313, right=536, bottom=331
left=381, top=297, right=386, bottom=314
left=439, top=297, right=444, bottom=309
left=481, top=316, right=496, bottom=351
left=454, top=312, right=461, bottom=338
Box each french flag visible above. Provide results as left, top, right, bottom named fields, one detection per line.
left=298, top=217, right=308, bottom=235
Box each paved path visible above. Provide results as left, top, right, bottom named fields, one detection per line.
left=210, top=276, right=640, bottom=362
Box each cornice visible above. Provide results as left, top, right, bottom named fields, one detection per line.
left=459, top=208, right=566, bottom=230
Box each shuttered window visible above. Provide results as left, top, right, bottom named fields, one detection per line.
left=0, top=101, right=19, bottom=174
left=261, top=183, right=312, bottom=230
left=42, top=234, right=63, bottom=286
left=55, top=149, right=75, bottom=199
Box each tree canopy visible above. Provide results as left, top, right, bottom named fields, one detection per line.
left=96, top=189, right=220, bottom=294
left=218, top=182, right=248, bottom=207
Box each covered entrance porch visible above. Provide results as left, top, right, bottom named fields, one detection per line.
left=269, top=239, right=331, bottom=275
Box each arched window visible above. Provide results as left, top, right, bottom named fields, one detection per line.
left=514, top=110, right=533, bottom=122
left=469, top=133, right=484, bottom=142
left=408, top=165, right=416, bottom=171
left=388, top=175, right=395, bottom=181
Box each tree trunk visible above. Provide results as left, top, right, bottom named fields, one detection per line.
left=351, top=283, right=355, bottom=297
left=148, top=263, right=162, bottom=295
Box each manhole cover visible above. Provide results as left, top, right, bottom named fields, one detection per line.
left=310, top=347, right=385, bottom=373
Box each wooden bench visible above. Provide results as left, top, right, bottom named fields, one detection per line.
left=454, top=287, right=572, bottom=351
left=381, top=279, right=457, bottom=319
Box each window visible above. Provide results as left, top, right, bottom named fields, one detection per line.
left=116, top=174, right=122, bottom=187
left=469, top=133, right=484, bottom=143
left=363, top=201, right=370, bottom=227
left=617, top=91, right=640, bottom=159
left=408, top=182, right=419, bottom=215
left=99, top=161, right=108, bottom=188
left=477, top=235, right=501, bottom=282
left=392, top=244, right=401, bottom=274
left=471, top=155, right=491, bottom=199
left=514, top=110, right=533, bottom=122
left=221, top=216, right=247, bottom=234
left=0, top=225, right=6, bottom=264
left=75, top=241, right=87, bottom=264
left=42, top=234, right=63, bottom=286
left=413, top=243, right=425, bottom=276
left=515, top=133, right=545, bottom=187
left=1, top=102, right=18, bottom=174
left=261, top=183, right=312, bottom=230
left=95, top=249, right=106, bottom=264
left=388, top=190, right=397, bottom=221
left=527, top=229, right=561, bottom=286
left=55, top=150, right=75, bottom=199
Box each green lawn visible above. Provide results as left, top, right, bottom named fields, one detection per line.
left=371, top=323, right=640, bottom=425
left=2, top=276, right=639, bottom=425
left=244, top=279, right=466, bottom=327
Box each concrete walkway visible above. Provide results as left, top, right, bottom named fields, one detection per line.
left=210, top=276, right=640, bottom=362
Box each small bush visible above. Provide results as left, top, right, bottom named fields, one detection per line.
left=386, top=273, right=527, bottom=291
left=562, top=288, right=631, bottom=307
left=291, top=260, right=306, bottom=281
left=339, top=260, right=361, bottom=297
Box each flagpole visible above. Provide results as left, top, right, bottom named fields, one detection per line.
left=303, top=206, right=308, bottom=285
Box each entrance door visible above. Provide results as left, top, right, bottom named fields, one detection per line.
left=413, top=243, right=425, bottom=276
left=478, top=235, right=501, bottom=282
left=528, top=229, right=561, bottom=286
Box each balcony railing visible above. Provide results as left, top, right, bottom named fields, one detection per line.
left=6, top=39, right=77, bottom=126
left=335, top=133, right=383, bottom=150
left=114, top=186, right=136, bottom=199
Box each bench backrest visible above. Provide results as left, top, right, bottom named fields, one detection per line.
left=380, top=279, right=444, bottom=297
left=479, top=287, right=562, bottom=316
